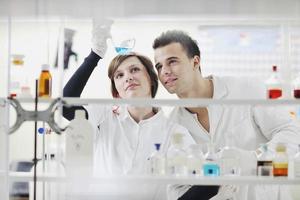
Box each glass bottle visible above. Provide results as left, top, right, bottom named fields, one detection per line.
left=292, top=72, right=300, bottom=99
left=220, top=133, right=241, bottom=176
left=273, top=143, right=288, bottom=177
left=203, top=143, right=220, bottom=176
left=38, top=64, right=52, bottom=98
left=256, top=144, right=274, bottom=176
left=293, top=144, right=300, bottom=178
left=186, top=144, right=204, bottom=176
left=166, top=133, right=187, bottom=176
left=149, top=143, right=166, bottom=175
left=265, top=65, right=282, bottom=99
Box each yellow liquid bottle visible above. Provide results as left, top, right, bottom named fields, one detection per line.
left=38, top=64, right=52, bottom=98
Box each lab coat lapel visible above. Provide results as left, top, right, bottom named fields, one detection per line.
left=209, top=76, right=228, bottom=141
left=178, top=108, right=211, bottom=144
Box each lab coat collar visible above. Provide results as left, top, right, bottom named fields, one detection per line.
left=208, top=75, right=227, bottom=141
left=118, top=105, right=163, bottom=124
left=208, top=75, right=228, bottom=99
left=180, top=75, right=228, bottom=141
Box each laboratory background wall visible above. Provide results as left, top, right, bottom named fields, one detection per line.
left=1, top=2, right=300, bottom=198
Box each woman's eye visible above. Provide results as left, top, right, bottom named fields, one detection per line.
left=131, top=67, right=140, bottom=73
left=115, top=73, right=123, bottom=79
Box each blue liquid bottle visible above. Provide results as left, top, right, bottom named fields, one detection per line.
left=203, top=143, right=220, bottom=176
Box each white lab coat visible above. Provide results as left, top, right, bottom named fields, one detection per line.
left=170, top=75, right=300, bottom=200
left=84, top=105, right=195, bottom=200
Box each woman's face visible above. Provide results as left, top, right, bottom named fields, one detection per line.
left=113, top=56, right=152, bottom=99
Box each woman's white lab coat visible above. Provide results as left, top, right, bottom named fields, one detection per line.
left=171, top=75, right=300, bottom=200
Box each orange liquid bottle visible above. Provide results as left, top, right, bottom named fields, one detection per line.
left=38, top=64, right=52, bottom=98
left=273, top=143, right=288, bottom=177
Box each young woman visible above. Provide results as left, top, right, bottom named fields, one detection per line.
left=63, top=23, right=194, bottom=200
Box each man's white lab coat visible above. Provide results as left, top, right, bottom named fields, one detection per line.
left=170, top=75, right=300, bottom=200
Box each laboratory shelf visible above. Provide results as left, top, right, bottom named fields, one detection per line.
left=8, top=172, right=300, bottom=186
left=10, top=97, right=300, bottom=107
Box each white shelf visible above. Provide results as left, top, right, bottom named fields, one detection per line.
left=8, top=172, right=300, bottom=186
left=3, top=97, right=300, bottom=107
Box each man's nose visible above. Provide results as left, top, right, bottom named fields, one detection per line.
left=161, top=65, right=171, bottom=75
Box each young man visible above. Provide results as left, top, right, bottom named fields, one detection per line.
left=153, top=30, right=300, bottom=200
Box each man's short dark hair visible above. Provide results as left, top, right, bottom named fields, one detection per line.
left=152, top=30, right=201, bottom=59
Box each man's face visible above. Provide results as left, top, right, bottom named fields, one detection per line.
left=154, top=42, right=198, bottom=95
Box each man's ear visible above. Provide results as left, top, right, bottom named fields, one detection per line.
left=193, top=55, right=201, bottom=70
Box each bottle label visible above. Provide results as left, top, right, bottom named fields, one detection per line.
left=273, top=163, right=288, bottom=168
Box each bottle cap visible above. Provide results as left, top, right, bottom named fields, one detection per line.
left=154, top=143, right=161, bottom=151
left=75, top=109, right=86, bottom=119
left=41, top=64, right=50, bottom=71
left=276, top=143, right=286, bottom=152
left=260, top=143, right=268, bottom=152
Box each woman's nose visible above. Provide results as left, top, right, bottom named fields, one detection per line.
left=125, top=75, right=133, bottom=82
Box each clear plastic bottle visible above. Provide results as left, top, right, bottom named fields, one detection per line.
left=186, top=144, right=204, bottom=176
left=292, top=72, right=300, bottom=99
left=149, top=143, right=166, bottom=175
left=29, top=153, right=65, bottom=200
left=65, top=110, right=93, bottom=177
left=166, top=133, right=187, bottom=176
left=203, top=143, right=220, bottom=176
left=293, top=144, right=300, bottom=178
left=256, top=144, right=274, bottom=176
left=38, top=64, right=52, bottom=98
left=273, top=143, right=288, bottom=177
left=220, top=134, right=241, bottom=176
left=265, top=65, right=283, bottom=99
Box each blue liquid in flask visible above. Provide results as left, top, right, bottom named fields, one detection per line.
left=115, top=47, right=131, bottom=54
left=203, top=163, right=220, bottom=176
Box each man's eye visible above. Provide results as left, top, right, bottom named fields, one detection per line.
left=155, top=65, right=162, bottom=71
left=169, top=60, right=177, bottom=65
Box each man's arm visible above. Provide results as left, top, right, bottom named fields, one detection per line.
left=252, top=105, right=300, bottom=154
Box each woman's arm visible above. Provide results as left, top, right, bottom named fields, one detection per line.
left=63, top=51, right=101, bottom=120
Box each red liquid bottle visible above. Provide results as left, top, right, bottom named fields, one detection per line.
left=293, top=73, right=300, bottom=99
left=265, top=65, right=282, bottom=99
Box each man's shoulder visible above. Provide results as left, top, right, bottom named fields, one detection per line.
left=216, top=76, right=266, bottom=99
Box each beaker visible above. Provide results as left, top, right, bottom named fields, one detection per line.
left=111, top=27, right=135, bottom=54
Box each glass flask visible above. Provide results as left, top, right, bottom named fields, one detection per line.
left=293, top=144, right=300, bottom=178
left=149, top=143, right=166, bottom=175
left=203, top=143, right=220, bottom=176
left=167, top=133, right=188, bottom=176
left=220, top=133, right=241, bottom=176
left=265, top=65, right=282, bottom=99
left=256, top=144, right=274, bottom=176
left=186, top=144, right=204, bottom=176
left=273, top=143, right=288, bottom=177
